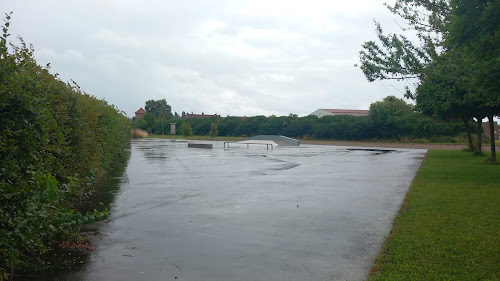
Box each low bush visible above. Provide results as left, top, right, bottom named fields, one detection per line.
left=180, top=123, right=193, bottom=136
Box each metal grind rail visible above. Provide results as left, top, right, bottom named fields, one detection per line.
left=224, top=141, right=274, bottom=150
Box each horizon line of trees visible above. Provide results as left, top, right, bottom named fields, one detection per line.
left=133, top=96, right=477, bottom=143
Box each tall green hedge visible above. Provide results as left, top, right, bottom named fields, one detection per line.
left=0, top=14, right=131, bottom=278
left=138, top=113, right=467, bottom=142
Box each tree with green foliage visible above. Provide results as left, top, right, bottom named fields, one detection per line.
left=235, top=116, right=267, bottom=136
left=180, top=122, right=193, bottom=136
left=145, top=99, right=172, bottom=119
left=282, top=115, right=317, bottom=138
left=369, top=96, right=414, bottom=139
left=209, top=122, right=218, bottom=138
left=358, top=0, right=499, bottom=161
left=135, top=102, right=221, bottom=136
left=358, top=0, right=449, bottom=84
left=444, top=0, right=500, bottom=161
left=414, top=49, right=485, bottom=151
left=217, top=116, right=241, bottom=136
left=158, top=111, right=167, bottom=135
left=142, top=112, right=157, bottom=134
left=174, top=106, right=465, bottom=142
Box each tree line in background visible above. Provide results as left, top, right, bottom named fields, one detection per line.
left=0, top=14, right=131, bottom=279
left=134, top=96, right=471, bottom=143
left=359, top=0, right=499, bottom=161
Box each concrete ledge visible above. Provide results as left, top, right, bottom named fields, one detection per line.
left=188, top=143, right=213, bottom=149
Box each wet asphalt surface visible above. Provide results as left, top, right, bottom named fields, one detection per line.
left=56, top=139, right=426, bottom=281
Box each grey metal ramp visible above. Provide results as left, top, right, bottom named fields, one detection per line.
left=244, top=135, right=300, bottom=146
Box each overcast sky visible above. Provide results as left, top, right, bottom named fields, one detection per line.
left=3, top=0, right=415, bottom=118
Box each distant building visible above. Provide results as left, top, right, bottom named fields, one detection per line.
left=133, top=107, right=146, bottom=122
left=186, top=113, right=219, bottom=119
left=309, top=109, right=370, bottom=118
left=482, top=121, right=500, bottom=140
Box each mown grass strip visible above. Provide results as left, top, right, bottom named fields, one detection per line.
left=369, top=150, right=500, bottom=280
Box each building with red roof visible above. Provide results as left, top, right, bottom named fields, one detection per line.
left=186, top=113, right=218, bottom=119
left=133, top=107, right=146, bottom=122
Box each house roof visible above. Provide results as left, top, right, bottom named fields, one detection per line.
left=135, top=107, right=146, bottom=114
left=186, top=113, right=217, bottom=119
left=321, top=109, right=370, bottom=116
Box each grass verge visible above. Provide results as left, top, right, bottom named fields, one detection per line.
left=369, top=150, right=500, bottom=280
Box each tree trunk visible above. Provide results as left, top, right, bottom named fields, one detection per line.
left=463, top=117, right=474, bottom=151
left=476, top=118, right=483, bottom=153
left=488, top=115, right=496, bottom=162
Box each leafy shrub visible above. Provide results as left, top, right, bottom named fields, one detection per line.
left=209, top=122, right=218, bottom=137
left=180, top=123, right=193, bottom=136
left=0, top=14, right=130, bottom=279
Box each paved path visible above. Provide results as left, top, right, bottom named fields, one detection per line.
left=301, top=140, right=500, bottom=150
left=49, top=139, right=427, bottom=281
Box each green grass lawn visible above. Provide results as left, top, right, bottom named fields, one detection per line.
left=369, top=150, right=500, bottom=280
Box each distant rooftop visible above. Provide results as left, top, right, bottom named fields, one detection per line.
left=135, top=107, right=146, bottom=114
left=186, top=113, right=217, bottom=119
left=310, top=109, right=370, bottom=117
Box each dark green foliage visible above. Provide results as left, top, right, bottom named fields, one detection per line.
left=0, top=14, right=130, bottom=279
left=234, top=116, right=267, bottom=136
left=209, top=122, right=218, bottom=138
left=369, top=96, right=415, bottom=139
left=191, top=117, right=215, bottom=136
left=358, top=0, right=449, bottom=83
left=217, top=116, right=241, bottom=136
left=311, top=115, right=373, bottom=140
left=180, top=122, right=193, bottom=136
left=135, top=96, right=465, bottom=141
left=358, top=0, right=500, bottom=159
left=144, top=99, right=172, bottom=119
left=447, top=0, right=500, bottom=98
left=282, top=115, right=317, bottom=138
left=165, top=104, right=465, bottom=141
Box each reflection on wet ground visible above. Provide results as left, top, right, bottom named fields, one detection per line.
left=50, top=139, right=426, bottom=281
